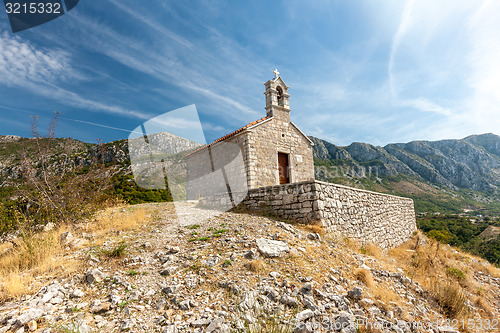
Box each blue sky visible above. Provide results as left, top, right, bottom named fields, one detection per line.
left=0, top=0, right=499, bottom=146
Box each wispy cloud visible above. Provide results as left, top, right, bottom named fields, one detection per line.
left=0, top=32, right=74, bottom=85
left=465, top=0, right=500, bottom=130
left=108, top=0, right=193, bottom=49
left=0, top=31, right=154, bottom=120
left=398, top=98, right=452, bottom=116
left=385, top=0, right=499, bottom=140
left=388, top=0, right=414, bottom=96
left=69, top=10, right=261, bottom=118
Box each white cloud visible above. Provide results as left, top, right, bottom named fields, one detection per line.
left=108, top=0, right=193, bottom=49
left=0, top=32, right=73, bottom=85
left=399, top=98, right=452, bottom=116
left=0, top=32, right=152, bottom=120
left=465, top=0, right=500, bottom=131
left=388, top=0, right=414, bottom=96
left=386, top=0, right=500, bottom=138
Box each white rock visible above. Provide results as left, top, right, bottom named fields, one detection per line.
left=120, top=319, right=135, bottom=331
left=256, top=238, right=289, bottom=258
left=71, top=288, right=85, bottom=298
left=86, top=268, right=106, bottom=284
left=296, top=309, right=314, bottom=321
left=59, top=231, right=74, bottom=244
left=269, top=271, right=281, bottom=278
left=15, top=308, right=44, bottom=326
left=43, top=222, right=55, bottom=232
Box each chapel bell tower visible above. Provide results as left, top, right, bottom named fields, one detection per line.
left=264, top=69, right=291, bottom=122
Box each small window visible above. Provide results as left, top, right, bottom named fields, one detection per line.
left=276, top=86, right=284, bottom=106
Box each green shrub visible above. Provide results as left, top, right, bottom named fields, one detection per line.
left=446, top=267, right=466, bottom=281
left=105, top=242, right=127, bottom=258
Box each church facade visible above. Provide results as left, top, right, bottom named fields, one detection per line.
left=186, top=72, right=314, bottom=191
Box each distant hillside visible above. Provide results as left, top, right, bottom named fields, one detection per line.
left=310, top=133, right=500, bottom=214
left=0, top=133, right=201, bottom=233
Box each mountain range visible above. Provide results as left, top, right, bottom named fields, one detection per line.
left=310, top=133, right=500, bottom=214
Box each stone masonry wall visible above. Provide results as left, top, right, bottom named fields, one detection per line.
left=242, top=180, right=416, bottom=248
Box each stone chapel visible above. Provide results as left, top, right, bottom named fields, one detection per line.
left=186, top=71, right=315, bottom=191
left=185, top=71, right=416, bottom=248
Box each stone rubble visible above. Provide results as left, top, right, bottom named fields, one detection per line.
left=0, top=202, right=498, bottom=332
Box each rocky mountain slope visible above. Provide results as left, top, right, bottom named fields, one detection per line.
left=0, top=133, right=201, bottom=188
left=311, top=133, right=500, bottom=192
left=311, top=133, right=500, bottom=214
left=0, top=203, right=499, bottom=332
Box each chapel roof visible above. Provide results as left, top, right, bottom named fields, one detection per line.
left=185, top=116, right=271, bottom=157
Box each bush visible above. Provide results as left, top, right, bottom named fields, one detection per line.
left=432, top=282, right=470, bottom=319
left=15, top=115, right=113, bottom=229
left=428, top=229, right=452, bottom=243
left=354, top=268, right=375, bottom=289
left=446, top=267, right=466, bottom=281
left=104, top=242, right=128, bottom=258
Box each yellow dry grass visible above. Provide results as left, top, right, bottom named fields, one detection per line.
left=382, top=234, right=500, bottom=321
left=372, top=284, right=399, bottom=305
left=475, top=296, right=494, bottom=318
left=0, top=205, right=149, bottom=302
left=246, top=259, right=265, bottom=273
left=89, top=206, right=147, bottom=235
left=352, top=266, right=401, bottom=309
left=305, top=223, right=325, bottom=235
left=364, top=244, right=385, bottom=259
left=0, top=226, right=80, bottom=302
left=354, top=268, right=375, bottom=289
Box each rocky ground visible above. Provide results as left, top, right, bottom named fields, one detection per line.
left=0, top=203, right=499, bottom=333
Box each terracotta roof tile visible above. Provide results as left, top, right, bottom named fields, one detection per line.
left=185, top=116, right=271, bottom=157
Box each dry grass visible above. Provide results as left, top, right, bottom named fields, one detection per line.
left=354, top=268, right=376, bottom=289
left=0, top=206, right=149, bottom=302
left=305, top=223, right=325, bottom=235
left=0, top=226, right=81, bottom=302
left=246, top=259, right=265, bottom=273
left=372, top=285, right=399, bottom=306
left=89, top=206, right=147, bottom=234
left=474, top=296, right=494, bottom=318
left=484, top=263, right=500, bottom=278
left=0, top=229, right=60, bottom=273
left=384, top=234, right=495, bottom=321
left=0, top=273, right=32, bottom=300
left=0, top=242, right=14, bottom=256
left=353, top=266, right=400, bottom=309
left=343, top=237, right=358, bottom=249
left=364, top=244, right=384, bottom=259
left=432, top=281, right=470, bottom=319
left=339, top=233, right=498, bottom=322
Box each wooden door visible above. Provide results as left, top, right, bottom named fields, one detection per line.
left=278, top=152, right=289, bottom=184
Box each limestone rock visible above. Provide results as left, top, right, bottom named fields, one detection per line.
left=347, top=287, right=363, bottom=301
left=296, top=309, right=314, bottom=321
left=256, top=238, right=289, bottom=258
left=15, top=308, right=44, bottom=327
left=85, top=268, right=106, bottom=284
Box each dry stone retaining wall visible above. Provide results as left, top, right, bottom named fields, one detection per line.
left=241, top=180, right=416, bottom=248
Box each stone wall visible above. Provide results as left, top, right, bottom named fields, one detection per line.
left=241, top=180, right=416, bottom=248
